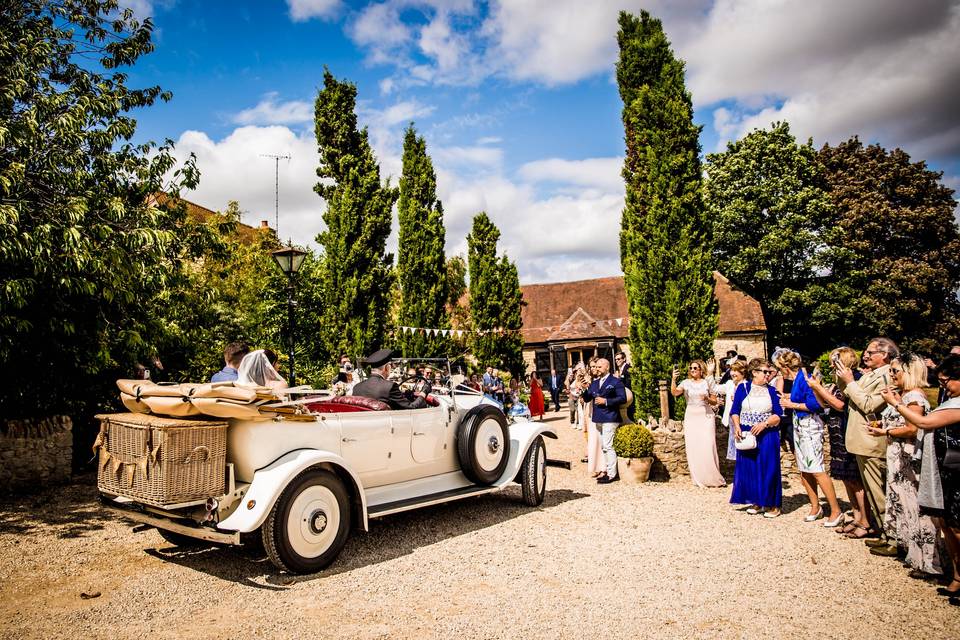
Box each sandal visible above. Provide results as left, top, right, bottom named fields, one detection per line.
left=835, top=519, right=856, bottom=534
left=844, top=524, right=878, bottom=539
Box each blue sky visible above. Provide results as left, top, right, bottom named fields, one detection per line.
left=126, top=0, right=960, bottom=283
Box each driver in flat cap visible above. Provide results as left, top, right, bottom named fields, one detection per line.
left=352, top=349, right=427, bottom=410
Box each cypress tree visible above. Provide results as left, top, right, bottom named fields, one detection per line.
left=466, top=213, right=525, bottom=374
left=312, top=69, right=398, bottom=361
left=467, top=213, right=503, bottom=367
left=397, top=124, right=448, bottom=358
left=496, top=255, right=526, bottom=376
left=616, top=10, right=718, bottom=416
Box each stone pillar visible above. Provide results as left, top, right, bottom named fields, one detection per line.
left=658, top=380, right=670, bottom=420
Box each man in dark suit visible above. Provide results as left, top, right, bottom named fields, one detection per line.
left=614, top=351, right=634, bottom=422
left=581, top=357, right=627, bottom=484
left=353, top=349, right=427, bottom=410
left=548, top=368, right=562, bottom=412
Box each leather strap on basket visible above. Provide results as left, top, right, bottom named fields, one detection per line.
left=184, top=446, right=210, bottom=463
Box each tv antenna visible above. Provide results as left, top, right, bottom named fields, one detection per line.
left=261, top=153, right=291, bottom=234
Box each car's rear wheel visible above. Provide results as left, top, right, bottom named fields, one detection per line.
left=520, top=436, right=547, bottom=506
left=261, top=469, right=351, bottom=574
left=457, top=406, right=510, bottom=485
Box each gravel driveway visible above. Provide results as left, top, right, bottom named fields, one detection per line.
left=2, top=411, right=958, bottom=639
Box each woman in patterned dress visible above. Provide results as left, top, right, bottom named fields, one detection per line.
left=777, top=349, right=843, bottom=526
left=869, top=353, right=939, bottom=574
left=808, top=347, right=869, bottom=536
left=883, top=354, right=960, bottom=599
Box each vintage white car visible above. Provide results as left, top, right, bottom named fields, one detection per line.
left=99, top=367, right=556, bottom=574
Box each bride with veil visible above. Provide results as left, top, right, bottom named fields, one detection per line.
left=236, top=349, right=287, bottom=392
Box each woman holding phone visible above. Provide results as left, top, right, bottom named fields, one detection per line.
left=869, top=353, right=940, bottom=575
left=882, top=354, right=960, bottom=601
left=808, top=347, right=870, bottom=536
left=778, top=349, right=843, bottom=526
left=672, top=359, right=725, bottom=487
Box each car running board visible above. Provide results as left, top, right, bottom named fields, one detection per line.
left=367, top=484, right=502, bottom=519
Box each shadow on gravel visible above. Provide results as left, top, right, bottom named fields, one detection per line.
left=0, top=475, right=114, bottom=539
left=139, top=486, right=589, bottom=587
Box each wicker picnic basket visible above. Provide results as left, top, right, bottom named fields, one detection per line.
left=94, top=413, right=227, bottom=507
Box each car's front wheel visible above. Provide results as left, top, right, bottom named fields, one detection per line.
left=519, top=436, right=546, bottom=506
left=261, top=469, right=351, bottom=574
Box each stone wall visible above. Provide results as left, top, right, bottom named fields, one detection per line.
left=642, top=416, right=831, bottom=481
left=0, top=416, right=73, bottom=493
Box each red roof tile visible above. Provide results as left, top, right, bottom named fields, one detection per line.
left=519, top=272, right=765, bottom=345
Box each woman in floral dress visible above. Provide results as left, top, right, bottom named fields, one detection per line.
left=866, top=352, right=941, bottom=575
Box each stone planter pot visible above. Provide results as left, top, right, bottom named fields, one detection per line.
left=618, top=456, right=653, bottom=483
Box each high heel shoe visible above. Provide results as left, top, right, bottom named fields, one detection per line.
left=804, top=507, right=824, bottom=522
left=823, top=513, right=844, bottom=528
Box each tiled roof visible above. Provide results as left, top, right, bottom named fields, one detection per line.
left=519, top=272, right=765, bottom=345
left=149, top=193, right=270, bottom=244
left=520, top=276, right=630, bottom=344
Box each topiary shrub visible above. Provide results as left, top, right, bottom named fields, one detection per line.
left=613, top=423, right=654, bottom=459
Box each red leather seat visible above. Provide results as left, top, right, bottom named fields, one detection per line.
left=305, top=395, right=390, bottom=413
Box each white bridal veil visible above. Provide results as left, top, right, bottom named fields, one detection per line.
left=236, top=350, right=286, bottom=390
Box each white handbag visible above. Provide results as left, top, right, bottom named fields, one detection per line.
left=735, top=432, right=757, bottom=450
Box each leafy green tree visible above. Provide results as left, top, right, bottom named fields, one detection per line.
left=312, top=69, right=398, bottom=362
left=397, top=124, right=448, bottom=357
left=0, top=0, right=202, bottom=418
left=616, top=10, right=718, bottom=416
left=808, top=139, right=960, bottom=354
left=705, top=122, right=834, bottom=353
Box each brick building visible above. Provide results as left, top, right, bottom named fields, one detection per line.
left=519, top=271, right=766, bottom=380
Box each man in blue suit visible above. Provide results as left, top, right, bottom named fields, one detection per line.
left=581, top=357, right=627, bottom=484
left=548, top=368, right=563, bottom=412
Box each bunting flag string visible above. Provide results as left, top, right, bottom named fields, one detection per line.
left=387, top=317, right=630, bottom=338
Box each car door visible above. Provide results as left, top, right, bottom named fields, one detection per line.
left=338, top=411, right=392, bottom=480
left=409, top=406, right=447, bottom=464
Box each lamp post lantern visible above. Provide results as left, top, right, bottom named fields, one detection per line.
left=270, top=246, right=307, bottom=386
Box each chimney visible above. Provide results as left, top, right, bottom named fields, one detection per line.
left=260, top=220, right=270, bottom=228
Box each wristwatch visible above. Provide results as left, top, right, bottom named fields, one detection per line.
left=895, top=401, right=905, bottom=409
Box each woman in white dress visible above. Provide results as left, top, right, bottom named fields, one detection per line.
left=721, top=360, right=748, bottom=461
left=672, top=359, right=725, bottom=487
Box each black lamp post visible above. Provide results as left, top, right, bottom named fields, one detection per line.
left=271, top=246, right=307, bottom=386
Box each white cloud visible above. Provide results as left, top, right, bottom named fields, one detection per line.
left=433, top=145, right=503, bottom=170
left=169, top=126, right=325, bottom=247
left=166, top=121, right=627, bottom=284
left=232, top=93, right=313, bottom=126
left=476, top=136, right=501, bottom=145
left=286, top=0, right=342, bottom=22
left=364, top=99, right=435, bottom=127
left=519, top=157, right=623, bottom=193
left=685, top=0, right=960, bottom=162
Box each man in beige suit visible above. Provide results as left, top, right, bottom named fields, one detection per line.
left=837, top=337, right=898, bottom=548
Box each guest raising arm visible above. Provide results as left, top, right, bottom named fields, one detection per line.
left=882, top=354, right=960, bottom=599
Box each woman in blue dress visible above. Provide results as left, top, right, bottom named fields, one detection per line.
left=730, top=358, right=784, bottom=517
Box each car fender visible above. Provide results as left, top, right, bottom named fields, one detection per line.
left=497, top=419, right=557, bottom=485
left=218, top=449, right=368, bottom=534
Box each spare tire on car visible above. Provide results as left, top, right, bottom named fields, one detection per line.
left=456, top=405, right=510, bottom=485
